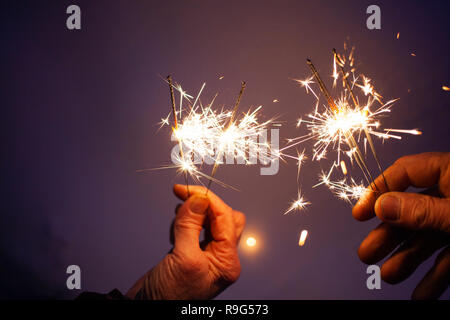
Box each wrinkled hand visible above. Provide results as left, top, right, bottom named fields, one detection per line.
left=353, top=152, right=450, bottom=299
left=126, top=185, right=246, bottom=300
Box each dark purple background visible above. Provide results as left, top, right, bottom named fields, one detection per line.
left=1, top=0, right=449, bottom=299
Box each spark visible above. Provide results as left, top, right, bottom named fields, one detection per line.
left=284, top=190, right=310, bottom=215
left=298, top=230, right=308, bottom=247
left=411, top=53, right=416, bottom=57
left=396, top=32, right=400, bottom=39
left=319, top=172, right=368, bottom=203
left=340, top=160, right=348, bottom=175
left=292, top=149, right=307, bottom=183
left=384, top=128, right=422, bottom=135
left=293, top=77, right=319, bottom=100
left=443, top=86, right=450, bottom=91
left=273, top=99, right=279, bottom=103
left=155, top=79, right=275, bottom=192
left=283, top=46, right=421, bottom=202
left=158, top=112, right=171, bottom=130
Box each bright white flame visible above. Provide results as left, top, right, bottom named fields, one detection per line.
left=282, top=45, right=421, bottom=203
left=156, top=81, right=276, bottom=190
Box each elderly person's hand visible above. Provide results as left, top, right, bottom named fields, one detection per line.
left=353, top=152, right=450, bottom=299
left=126, top=184, right=246, bottom=300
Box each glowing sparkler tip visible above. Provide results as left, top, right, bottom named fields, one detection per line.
left=287, top=45, right=421, bottom=205
left=158, top=79, right=276, bottom=192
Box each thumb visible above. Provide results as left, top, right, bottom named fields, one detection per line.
left=375, top=192, right=450, bottom=233
left=173, top=195, right=210, bottom=253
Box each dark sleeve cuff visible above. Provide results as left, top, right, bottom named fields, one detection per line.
left=75, top=289, right=127, bottom=300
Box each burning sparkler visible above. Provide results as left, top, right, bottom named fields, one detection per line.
left=167, top=75, right=191, bottom=195
left=283, top=45, right=421, bottom=203
left=150, top=77, right=275, bottom=193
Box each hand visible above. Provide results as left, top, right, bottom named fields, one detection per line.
left=353, top=152, right=450, bottom=299
left=126, top=184, right=246, bottom=300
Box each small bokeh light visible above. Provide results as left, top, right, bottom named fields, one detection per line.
left=246, top=236, right=257, bottom=247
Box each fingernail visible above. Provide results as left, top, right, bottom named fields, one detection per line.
left=380, top=195, right=400, bottom=221
left=189, top=196, right=209, bottom=214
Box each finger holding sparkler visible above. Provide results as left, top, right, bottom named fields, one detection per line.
left=352, top=152, right=442, bottom=222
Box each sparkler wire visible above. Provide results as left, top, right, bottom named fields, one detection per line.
left=167, top=75, right=190, bottom=196
left=306, top=59, right=378, bottom=191
left=205, top=81, right=247, bottom=195
left=333, top=48, right=389, bottom=192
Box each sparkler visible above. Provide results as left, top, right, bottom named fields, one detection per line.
left=205, top=82, right=246, bottom=195
left=167, top=75, right=190, bottom=195
left=283, top=45, right=421, bottom=203
left=152, top=78, right=275, bottom=194
left=306, top=56, right=379, bottom=191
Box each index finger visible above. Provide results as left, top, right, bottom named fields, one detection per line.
left=174, top=184, right=240, bottom=248
left=353, top=152, right=449, bottom=221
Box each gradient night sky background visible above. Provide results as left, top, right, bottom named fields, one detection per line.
left=1, top=0, right=449, bottom=299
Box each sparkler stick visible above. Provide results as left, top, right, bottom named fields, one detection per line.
left=333, top=48, right=389, bottom=191
left=306, top=59, right=338, bottom=112
left=167, top=75, right=190, bottom=196
left=205, top=81, right=246, bottom=195
left=285, top=46, right=421, bottom=204
left=306, top=59, right=378, bottom=191
left=152, top=78, right=275, bottom=196
left=332, top=49, right=358, bottom=107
